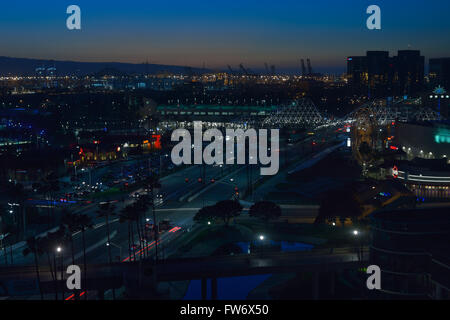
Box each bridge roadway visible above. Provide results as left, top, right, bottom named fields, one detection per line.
left=0, top=247, right=368, bottom=297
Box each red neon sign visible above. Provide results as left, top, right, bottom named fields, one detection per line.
left=392, top=166, right=399, bottom=179
left=152, top=134, right=162, bottom=149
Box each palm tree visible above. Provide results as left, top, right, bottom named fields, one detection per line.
left=76, top=214, right=93, bottom=300
left=61, top=210, right=81, bottom=299
left=119, top=204, right=137, bottom=261
left=96, top=202, right=116, bottom=264
left=39, top=235, right=55, bottom=286
left=61, top=210, right=80, bottom=267
left=0, top=218, right=14, bottom=265
left=6, top=182, right=27, bottom=239
left=136, top=195, right=153, bottom=258
left=144, top=175, right=161, bottom=261
left=96, top=202, right=117, bottom=299
left=42, top=226, right=67, bottom=300
left=48, top=181, right=60, bottom=227
left=22, top=236, right=44, bottom=300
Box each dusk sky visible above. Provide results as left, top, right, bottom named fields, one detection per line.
left=1, top=0, right=450, bottom=73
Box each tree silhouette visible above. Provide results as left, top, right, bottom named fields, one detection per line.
left=76, top=214, right=93, bottom=300
left=194, top=206, right=217, bottom=223
left=119, top=204, right=137, bottom=261
left=22, top=236, right=44, bottom=300
left=96, top=202, right=117, bottom=264
left=249, top=201, right=282, bottom=222
left=213, top=200, right=243, bottom=226
left=143, top=175, right=161, bottom=261
left=316, top=189, right=362, bottom=225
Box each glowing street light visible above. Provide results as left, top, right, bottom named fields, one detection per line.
left=259, top=235, right=265, bottom=241
left=353, top=230, right=359, bottom=236
left=56, top=246, right=62, bottom=253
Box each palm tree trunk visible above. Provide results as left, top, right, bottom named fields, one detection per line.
left=81, top=229, right=87, bottom=300
left=106, top=216, right=112, bottom=264
left=33, top=252, right=44, bottom=300
left=140, top=217, right=145, bottom=259
left=9, top=243, right=13, bottom=264
left=151, top=188, right=158, bottom=262
left=141, top=220, right=145, bottom=259
left=46, top=252, right=55, bottom=282
left=70, top=234, right=78, bottom=300
left=22, top=203, right=27, bottom=238
left=139, top=215, right=146, bottom=259
left=53, top=253, right=58, bottom=300
left=106, top=215, right=116, bottom=300
left=70, top=235, right=75, bottom=266
left=131, top=223, right=136, bottom=261
left=145, top=214, right=150, bottom=258
left=135, top=220, right=141, bottom=260
left=127, top=222, right=132, bottom=260
left=3, top=245, right=7, bottom=265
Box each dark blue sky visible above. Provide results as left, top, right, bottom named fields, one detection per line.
left=1, top=0, right=449, bottom=73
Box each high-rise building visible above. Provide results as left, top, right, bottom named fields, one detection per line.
left=393, top=50, right=424, bottom=96
left=366, top=51, right=392, bottom=97
left=347, top=56, right=367, bottom=94
left=347, top=51, right=391, bottom=97
left=429, top=58, right=450, bottom=89
left=347, top=50, right=425, bottom=97
left=369, top=207, right=450, bottom=299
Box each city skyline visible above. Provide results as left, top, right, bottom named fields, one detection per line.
left=1, top=0, right=450, bottom=73
left=0, top=0, right=449, bottom=305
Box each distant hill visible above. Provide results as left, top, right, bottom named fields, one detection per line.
left=0, top=56, right=208, bottom=76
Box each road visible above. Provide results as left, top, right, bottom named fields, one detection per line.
left=0, top=127, right=340, bottom=299
left=0, top=247, right=369, bottom=299
left=2, top=128, right=338, bottom=268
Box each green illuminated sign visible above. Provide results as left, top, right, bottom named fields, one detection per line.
left=435, top=134, right=450, bottom=144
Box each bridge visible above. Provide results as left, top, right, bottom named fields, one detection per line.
left=157, top=97, right=443, bottom=133
left=0, top=247, right=368, bottom=299
left=232, top=96, right=444, bottom=131
left=342, top=98, right=442, bottom=125
left=262, top=99, right=325, bottom=128
left=228, top=98, right=327, bottom=129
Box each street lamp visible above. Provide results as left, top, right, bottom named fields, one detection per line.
left=352, top=230, right=363, bottom=261
left=259, top=235, right=265, bottom=241
left=106, top=242, right=122, bottom=261
left=54, top=246, right=64, bottom=300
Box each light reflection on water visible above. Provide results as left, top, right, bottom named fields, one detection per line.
left=235, top=241, right=314, bottom=254
left=183, top=241, right=313, bottom=300
left=183, top=274, right=272, bottom=300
